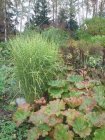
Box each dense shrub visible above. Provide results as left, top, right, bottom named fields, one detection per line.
left=90, top=35, right=105, bottom=46
left=42, top=27, right=70, bottom=46
left=84, top=17, right=105, bottom=36
left=0, top=120, right=16, bottom=140
left=75, top=29, right=92, bottom=40
left=0, top=69, right=4, bottom=93
left=0, top=42, right=10, bottom=61
left=10, top=33, right=62, bottom=103
left=67, top=19, right=78, bottom=31
left=61, top=39, right=104, bottom=68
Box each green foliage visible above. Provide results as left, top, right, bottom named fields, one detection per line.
left=0, top=69, right=4, bottom=92
left=67, top=19, right=78, bottom=31
left=53, top=124, right=74, bottom=140
left=58, top=8, right=68, bottom=23
left=73, top=116, right=92, bottom=138
left=27, top=124, right=51, bottom=140
left=67, top=75, right=84, bottom=83
left=10, top=33, right=61, bottom=103
left=42, top=27, right=70, bottom=46
left=94, top=86, right=105, bottom=109
left=48, top=80, right=68, bottom=98
left=86, top=112, right=105, bottom=127
left=75, top=29, right=91, bottom=40
left=63, top=38, right=104, bottom=68
left=93, top=127, right=105, bottom=140
left=76, top=17, right=105, bottom=40
left=13, top=78, right=105, bottom=140
left=90, top=35, right=105, bottom=45
left=0, top=42, right=11, bottom=63
left=88, top=56, right=103, bottom=68
left=30, top=0, right=50, bottom=27
left=13, top=106, right=31, bottom=126
left=0, top=120, right=16, bottom=140
left=63, top=109, right=81, bottom=126
left=85, top=17, right=105, bottom=36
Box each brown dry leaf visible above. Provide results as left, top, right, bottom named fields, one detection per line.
left=64, top=97, right=83, bottom=108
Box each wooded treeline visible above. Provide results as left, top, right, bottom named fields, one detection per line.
left=0, top=0, right=105, bottom=41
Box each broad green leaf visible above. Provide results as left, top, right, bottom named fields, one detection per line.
left=86, top=112, right=105, bottom=127
left=75, top=81, right=93, bottom=89
left=45, top=115, right=63, bottom=126
left=37, top=124, right=51, bottom=137
left=62, top=109, right=81, bottom=126
left=53, top=124, right=74, bottom=140
left=29, top=111, right=48, bottom=125
left=48, top=80, right=67, bottom=88
left=69, top=91, right=85, bottom=97
left=79, top=97, right=96, bottom=113
left=93, top=127, right=105, bottom=140
left=73, top=116, right=92, bottom=138
left=45, top=99, right=65, bottom=116
left=48, top=88, right=64, bottom=98
left=27, top=124, right=51, bottom=140
left=94, top=86, right=105, bottom=96
left=67, top=75, right=84, bottom=83
left=94, top=86, right=105, bottom=109
left=44, top=136, right=53, bottom=140
left=95, top=95, right=105, bottom=109
left=27, top=127, right=40, bottom=140
left=13, top=108, right=30, bottom=126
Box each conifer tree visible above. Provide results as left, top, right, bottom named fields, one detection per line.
left=31, top=0, right=50, bottom=27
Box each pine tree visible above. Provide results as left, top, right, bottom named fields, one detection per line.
left=67, top=0, right=78, bottom=31
left=58, top=8, right=67, bottom=24
left=31, top=0, right=50, bottom=27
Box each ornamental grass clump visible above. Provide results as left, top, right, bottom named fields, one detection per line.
left=10, top=33, right=61, bottom=103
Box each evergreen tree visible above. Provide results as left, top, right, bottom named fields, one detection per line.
left=67, top=0, right=78, bottom=31
left=58, top=8, right=67, bottom=24
left=30, top=0, right=50, bottom=27
left=0, top=0, right=16, bottom=41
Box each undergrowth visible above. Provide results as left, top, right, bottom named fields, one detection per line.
left=10, top=33, right=62, bottom=103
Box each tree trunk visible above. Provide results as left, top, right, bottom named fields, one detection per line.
left=27, top=0, right=31, bottom=28
left=4, top=0, right=7, bottom=41
left=53, top=1, right=55, bottom=24
left=20, top=0, right=23, bottom=32
left=55, top=0, right=58, bottom=25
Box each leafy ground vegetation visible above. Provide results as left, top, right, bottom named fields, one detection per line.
left=0, top=17, right=105, bottom=140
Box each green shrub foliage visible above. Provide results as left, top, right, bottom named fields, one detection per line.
left=10, top=33, right=61, bottom=103
left=83, top=17, right=105, bottom=36
left=42, top=27, right=70, bottom=46
left=13, top=73, right=105, bottom=140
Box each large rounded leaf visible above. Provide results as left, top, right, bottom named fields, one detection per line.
left=93, top=127, right=105, bottom=140
left=67, top=75, right=84, bottom=83
left=44, top=99, right=65, bottom=116
left=62, top=109, right=81, bottom=126
left=73, top=116, right=92, bottom=138
left=48, top=80, right=67, bottom=88
left=27, top=124, right=51, bottom=140
left=86, top=112, right=105, bottom=127
left=53, top=124, right=74, bottom=140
